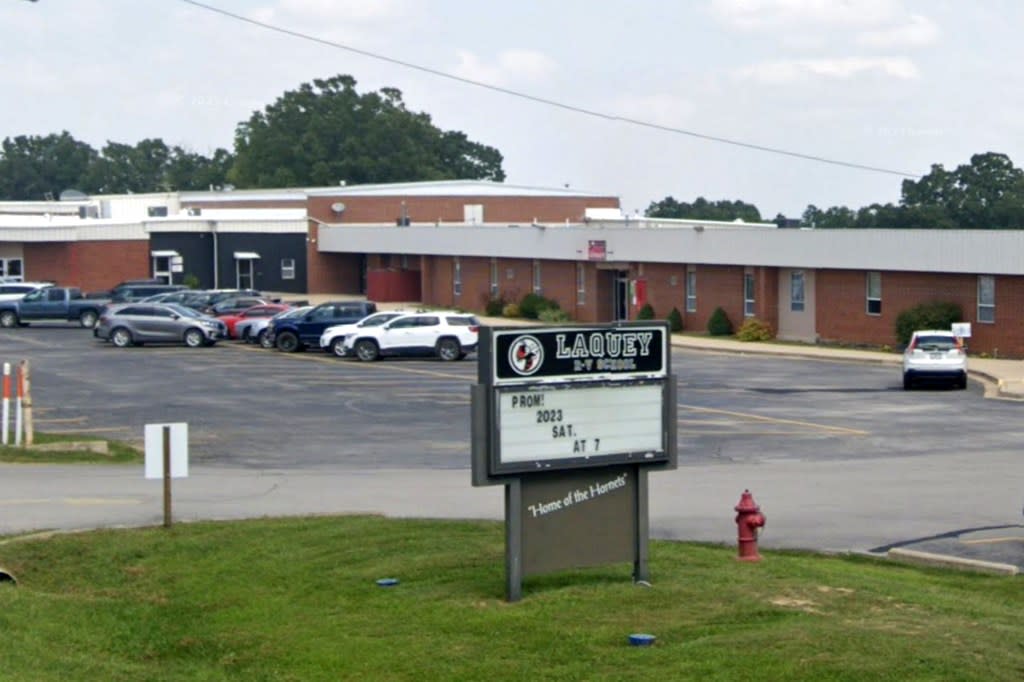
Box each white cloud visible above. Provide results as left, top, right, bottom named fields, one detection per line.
left=452, top=49, right=555, bottom=86
left=710, top=0, right=900, bottom=31
left=254, top=0, right=401, bottom=22
left=734, top=56, right=919, bottom=84
left=856, top=14, right=940, bottom=47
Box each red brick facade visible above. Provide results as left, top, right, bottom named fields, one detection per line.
left=24, top=241, right=149, bottom=292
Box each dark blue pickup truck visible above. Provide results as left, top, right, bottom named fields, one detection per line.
left=0, top=287, right=109, bottom=328
left=267, top=300, right=377, bottom=352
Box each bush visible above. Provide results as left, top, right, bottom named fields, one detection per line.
left=538, top=307, right=571, bottom=322
left=183, top=273, right=201, bottom=290
left=519, top=293, right=559, bottom=320
left=636, top=303, right=656, bottom=320
left=894, top=301, right=963, bottom=346
left=707, top=307, right=733, bottom=336
left=485, top=298, right=505, bottom=317
left=502, top=302, right=522, bottom=318
left=667, top=307, right=684, bottom=332
left=737, top=318, right=774, bottom=342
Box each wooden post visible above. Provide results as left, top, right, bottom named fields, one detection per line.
left=21, top=360, right=32, bottom=447
left=163, top=425, right=172, bottom=528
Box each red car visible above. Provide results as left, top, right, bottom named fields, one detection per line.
left=217, top=303, right=291, bottom=339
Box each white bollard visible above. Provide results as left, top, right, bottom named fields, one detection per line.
left=1, top=362, right=9, bottom=446
left=14, top=363, right=22, bottom=446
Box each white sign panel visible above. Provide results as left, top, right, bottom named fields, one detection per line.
left=952, top=322, right=972, bottom=338
left=144, top=422, right=189, bottom=479
left=170, top=255, right=184, bottom=273
left=498, top=383, right=664, bottom=464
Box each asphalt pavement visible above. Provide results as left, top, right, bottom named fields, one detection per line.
left=3, top=314, right=1024, bottom=576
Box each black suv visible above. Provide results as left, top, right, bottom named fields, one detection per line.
left=268, top=300, right=377, bottom=352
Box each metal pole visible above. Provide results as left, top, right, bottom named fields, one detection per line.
left=21, top=360, right=32, bottom=447
left=1, top=362, right=9, bottom=446
left=505, top=478, right=523, bottom=602
left=163, top=425, right=172, bottom=528
left=14, top=363, right=22, bottom=446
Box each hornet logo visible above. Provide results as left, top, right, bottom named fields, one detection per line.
left=508, top=335, right=543, bottom=376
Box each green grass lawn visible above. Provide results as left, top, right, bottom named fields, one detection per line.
left=0, top=432, right=141, bottom=464
left=1, top=515, right=1022, bottom=681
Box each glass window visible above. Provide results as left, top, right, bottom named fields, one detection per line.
left=453, top=257, right=462, bottom=296
left=576, top=263, right=586, bottom=305
left=389, top=317, right=418, bottom=329
left=281, top=259, right=296, bottom=280
left=744, top=272, right=755, bottom=317
left=978, top=275, right=995, bottom=323
left=791, top=271, right=805, bottom=312
left=685, top=270, right=696, bottom=313
left=533, top=260, right=542, bottom=294
left=489, top=258, right=499, bottom=298
left=866, top=272, right=881, bottom=315
left=46, top=289, right=65, bottom=302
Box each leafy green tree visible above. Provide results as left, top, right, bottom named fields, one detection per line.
left=0, top=131, right=98, bottom=200
left=901, top=152, right=1024, bottom=229
left=646, top=196, right=762, bottom=222
left=229, top=75, right=505, bottom=188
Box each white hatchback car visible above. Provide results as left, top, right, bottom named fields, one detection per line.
left=902, top=330, right=968, bottom=390
left=341, top=311, right=480, bottom=361
left=319, top=310, right=416, bottom=357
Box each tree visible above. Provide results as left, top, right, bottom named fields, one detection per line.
left=901, top=152, right=1024, bottom=229
left=0, top=131, right=97, bottom=200
left=228, top=75, right=505, bottom=188
left=646, top=195, right=762, bottom=222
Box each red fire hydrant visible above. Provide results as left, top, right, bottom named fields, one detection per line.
left=735, top=489, right=766, bottom=562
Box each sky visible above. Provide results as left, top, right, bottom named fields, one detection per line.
left=2, top=0, right=1022, bottom=219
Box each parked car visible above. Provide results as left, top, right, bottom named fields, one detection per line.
left=341, top=311, right=480, bottom=361
left=239, top=305, right=312, bottom=347
left=108, top=283, right=187, bottom=303
left=94, top=302, right=226, bottom=348
left=0, top=286, right=109, bottom=328
left=268, top=300, right=378, bottom=352
left=0, top=281, right=54, bottom=302
left=217, top=303, right=290, bottom=339
left=902, top=330, right=968, bottom=390
left=319, top=310, right=417, bottom=357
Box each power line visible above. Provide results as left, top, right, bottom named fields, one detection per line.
left=177, top=0, right=921, bottom=179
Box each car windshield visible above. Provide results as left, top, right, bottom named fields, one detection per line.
left=914, top=335, right=957, bottom=351
left=278, top=306, right=311, bottom=319
left=166, top=303, right=202, bottom=318
left=360, top=313, right=402, bottom=327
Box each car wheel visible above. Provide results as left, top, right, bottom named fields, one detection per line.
left=902, top=373, right=913, bottom=390
left=276, top=331, right=300, bottom=352
left=79, top=310, right=99, bottom=328
left=0, top=311, right=18, bottom=328
left=184, top=328, right=206, bottom=348
left=957, top=375, right=968, bottom=390
left=240, top=327, right=251, bottom=343
left=436, top=338, right=462, bottom=361
left=111, top=327, right=133, bottom=348
left=354, top=339, right=380, bottom=362
left=258, top=330, right=273, bottom=349
left=330, top=338, right=348, bottom=358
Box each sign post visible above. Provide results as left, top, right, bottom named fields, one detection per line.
left=472, top=323, right=677, bottom=601
left=145, top=423, right=189, bottom=528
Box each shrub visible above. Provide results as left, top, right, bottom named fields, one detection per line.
left=894, top=301, right=962, bottom=346
left=737, top=317, right=774, bottom=342
left=538, top=307, right=571, bottom=322
left=183, top=273, right=201, bottom=290
left=485, top=298, right=505, bottom=317
left=502, top=302, right=522, bottom=318
left=636, top=303, right=656, bottom=320
left=519, top=293, right=559, bottom=320
left=707, top=307, right=733, bottom=336
left=667, top=307, right=684, bottom=332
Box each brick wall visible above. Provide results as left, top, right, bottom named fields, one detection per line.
left=684, top=265, right=745, bottom=333
left=24, top=241, right=149, bottom=292
left=639, top=263, right=687, bottom=322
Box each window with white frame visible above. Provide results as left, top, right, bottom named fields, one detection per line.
left=743, top=271, right=755, bottom=317
left=453, top=257, right=462, bottom=296
left=0, top=257, right=24, bottom=281
left=978, top=275, right=995, bottom=323
left=866, top=272, right=881, bottom=315
left=532, top=260, right=542, bottom=294
left=576, top=263, right=586, bottom=305
left=685, top=269, right=696, bottom=313
left=790, top=271, right=805, bottom=312
left=489, top=258, right=499, bottom=297
left=281, top=258, right=296, bottom=280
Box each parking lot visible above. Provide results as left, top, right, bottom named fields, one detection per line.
left=4, top=323, right=1024, bottom=559
left=3, top=323, right=1022, bottom=470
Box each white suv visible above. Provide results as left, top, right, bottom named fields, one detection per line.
left=341, top=311, right=480, bottom=362
left=902, top=330, right=968, bottom=390
left=319, top=310, right=416, bottom=357
left=0, top=281, right=54, bottom=302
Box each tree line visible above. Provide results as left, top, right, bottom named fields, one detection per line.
left=646, top=152, right=1024, bottom=229
left=0, top=74, right=504, bottom=201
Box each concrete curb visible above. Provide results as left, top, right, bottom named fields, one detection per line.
left=887, top=548, right=1019, bottom=576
